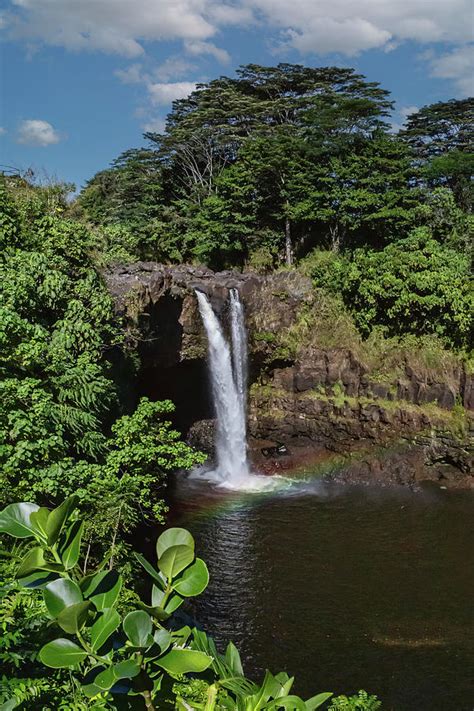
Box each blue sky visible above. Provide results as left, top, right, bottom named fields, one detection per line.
left=1, top=0, right=473, bottom=191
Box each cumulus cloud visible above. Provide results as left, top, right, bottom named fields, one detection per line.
left=285, top=17, right=390, bottom=55
left=6, top=0, right=218, bottom=56
left=147, top=81, right=197, bottom=105
left=248, top=0, right=472, bottom=55
left=7, top=0, right=471, bottom=56
left=184, top=39, right=230, bottom=63
left=154, top=56, right=196, bottom=81
left=16, top=119, right=61, bottom=146
left=115, top=63, right=144, bottom=84
left=4, top=0, right=474, bottom=96
left=430, top=45, right=474, bottom=96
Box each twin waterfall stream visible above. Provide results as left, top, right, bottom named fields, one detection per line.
left=195, top=289, right=253, bottom=488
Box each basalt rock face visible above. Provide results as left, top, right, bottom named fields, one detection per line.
left=104, top=262, right=473, bottom=485
left=103, top=262, right=309, bottom=366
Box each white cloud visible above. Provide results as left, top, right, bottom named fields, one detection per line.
left=430, top=45, right=474, bottom=97
left=115, top=63, right=144, bottom=84
left=285, top=17, right=390, bottom=55
left=16, top=119, right=61, bottom=146
left=6, top=0, right=217, bottom=57
left=154, top=56, right=196, bottom=81
left=8, top=0, right=471, bottom=56
left=184, top=39, right=230, bottom=63
left=0, top=127, right=6, bottom=135
left=4, top=0, right=474, bottom=97
left=390, top=105, right=419, bottom=133
left=247, top=0, right=473, bottom=55
left=147, top=81, right=197, bottom=105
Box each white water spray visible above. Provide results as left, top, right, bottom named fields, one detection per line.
left=230, top=288, right=248, bottom=417
left=195, top=290, right=250, bottom=485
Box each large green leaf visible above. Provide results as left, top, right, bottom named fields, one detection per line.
left=59, top=520, right=83, bottom=570
left=29, top=507, right=50, bottom=541
left=224, top=641, right=243, bottom=676
left=39, top=638, right=88, bottom=668
left=134, top=552, right=165, bottom=588
left=156, top=528, right=194, bottom=558
left=90, top=608, right=121, bottom=652
left=18, top=570, right=60, bottom=589
left=136, top=601, right=171, bottom=622
left=45, top=495, right=79, bottom=545
left=113, top=659, right=141, bottom=680
left=304, top=693, right=333, bottom=710
left=57, top=601, right=91, bottom=634
left=81, top=570, right=122, bottom=611
left=157, top=648, right=211, bottom=676
left=172, top=558, right=209, bottom=597
left=16, top=547, right=63, bottom=578
left=153, top=628, right=172, bottom=654
left=123, top=610, right=153, bottom=648
left=0, top=502, right=39, bottom=538
left=151, top=583, right=165, bottom=606
left=43, top=578, right=83, bottom=618
left=164, top=594, right=184, bottom=615
left=158, top=545, right=194, bottom=580
left=93, top=659, right=141, bottom=692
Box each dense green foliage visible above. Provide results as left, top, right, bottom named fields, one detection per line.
left=0, top=496, right=334, bottom=710
left=75, top=63, right=472, bottom=350
left=0, top=177, right=204, bottom=569
left=302, top=229, right=472, bottom=349
left=77, top=66, right=472, bottom=265
left=0, top=61, right=472, bottom=709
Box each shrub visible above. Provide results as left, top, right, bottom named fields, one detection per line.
left=0, top=496, right=334, bottom=710
left=328, top=690, right=382, bottom=710
left=341, top=228, right=472, bottom=349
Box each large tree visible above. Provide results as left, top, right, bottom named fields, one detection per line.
left=401, top=98, right=474, bottom=210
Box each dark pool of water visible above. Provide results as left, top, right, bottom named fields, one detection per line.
left=169, top=476, right=474, bottom=711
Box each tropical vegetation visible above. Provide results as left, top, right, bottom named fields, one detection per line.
left=0, top=61, right=472, bottom=708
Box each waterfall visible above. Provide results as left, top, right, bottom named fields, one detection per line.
left=229, top=288, right=248, bottom=417
left=196, top=290, right=250, bottom=485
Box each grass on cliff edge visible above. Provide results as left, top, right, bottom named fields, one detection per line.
left=274, top=286, right=471, bottom=387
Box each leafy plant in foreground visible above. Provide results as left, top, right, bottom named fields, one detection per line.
left=0, top=496, right=333, bottom=710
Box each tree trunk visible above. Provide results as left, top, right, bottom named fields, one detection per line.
left=285, top=215, right=293, bottom=266
left=330, top=223, right=340, bottom=252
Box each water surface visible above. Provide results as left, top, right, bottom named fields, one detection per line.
left=170, top=477, right=474, bottom=711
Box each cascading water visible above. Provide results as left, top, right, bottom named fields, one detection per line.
left=229, top=288, right=248, bottom=417
left=195, top=290, right=250, bottom=486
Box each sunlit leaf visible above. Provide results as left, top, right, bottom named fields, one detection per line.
left=158, top=544, right=194, bottom=580
left=39, top=638, right=87, bottom=668
left=156, top=527, right=194, bottom=558
left=0, top=502, right=39, bottom=538
left=43, top=578, right=83, bottom=618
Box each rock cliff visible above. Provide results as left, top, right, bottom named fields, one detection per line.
left=104, top=262, right=473, bottom=486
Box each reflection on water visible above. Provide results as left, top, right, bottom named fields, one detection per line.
left=169, top=477, right=474, bottom=711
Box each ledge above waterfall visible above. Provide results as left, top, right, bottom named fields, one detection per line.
left=102, top=261, right=313, bottom=366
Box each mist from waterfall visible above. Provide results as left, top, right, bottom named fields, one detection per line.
left=195, top=290, right=250, bottom=486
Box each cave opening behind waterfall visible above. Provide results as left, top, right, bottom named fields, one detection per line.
left=137, top=359, right=213, bottom=435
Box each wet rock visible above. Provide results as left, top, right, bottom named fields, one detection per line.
left=187, top=419, right=216, bottom=455
left=104, top=262, right=473, bottom=487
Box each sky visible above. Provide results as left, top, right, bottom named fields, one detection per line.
left=1, top=0, right=473, bottom=191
